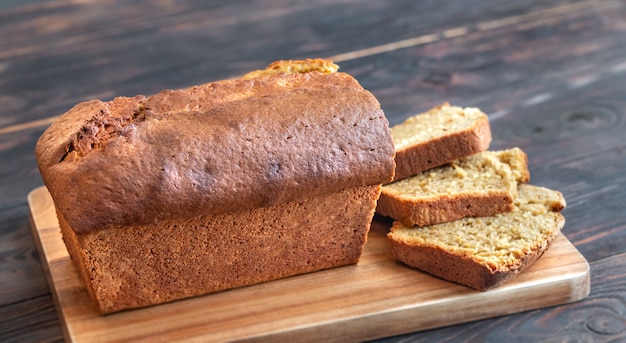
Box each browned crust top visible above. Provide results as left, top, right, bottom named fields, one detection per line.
left=36, top=68, right=395, bottom=233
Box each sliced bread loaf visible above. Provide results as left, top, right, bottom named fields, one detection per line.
left=388, top=184, right=566, bottom=290
left=377, top=148, right=530, bottom=227
left=391, top=103, right=492, bottom=181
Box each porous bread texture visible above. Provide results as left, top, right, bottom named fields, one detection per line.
left=60, top=185, right=381, bottom=314
left=388, top=184, right=566, bottom=291
left=35, top=59, right=396, bottom=314
left=391, top=103, right=492, bottom=181
left=377, top=148, right=530, bottom=227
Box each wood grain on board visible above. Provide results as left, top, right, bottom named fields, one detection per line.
left=28, top=186, right=589, bottom=342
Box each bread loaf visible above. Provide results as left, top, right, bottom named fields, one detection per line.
left=377, top=148, right=530, bottom=227
left=388, top=184, right=566, bottom=290
left=35, top=59, right=396, bottom=313
left=390, top=103, right=492, bottom=181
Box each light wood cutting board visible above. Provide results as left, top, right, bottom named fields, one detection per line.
left=28, top=186, right=590, bottom=343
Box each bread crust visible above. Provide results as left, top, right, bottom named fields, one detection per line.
left=377, top=192, right=514, bottom=227
left=60, top=185, right=382, bottom=314
left=393, top=103, right=492, bottom=181
left=36, top=70, right=395, bottom=233
left=388, top=226, right=560, bottom=290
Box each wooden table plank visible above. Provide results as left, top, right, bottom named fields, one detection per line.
left=1, top=0, right=626, bottom=341
left=342, top=0, right=626, bottom=123
left=0, top=205, right=49, bottom=306
left=0, top=294, right=62, bottom=343
left=0, top=130, right=46, bottom=208
left=0, top=0, right=614, bottom=127
left=0, top=205, right=63, bottom=342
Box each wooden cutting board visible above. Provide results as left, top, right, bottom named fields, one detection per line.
left=28, top=186, right=590, bottom=342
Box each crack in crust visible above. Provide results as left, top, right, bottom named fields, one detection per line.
left=60, top=103, right=148, bottom=162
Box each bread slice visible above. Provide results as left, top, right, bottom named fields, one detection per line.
left=391, top=103, right=492, bottom=181
left=377, top=148, right=530, bottom=227
left=388, top=184, right=566, bottom=290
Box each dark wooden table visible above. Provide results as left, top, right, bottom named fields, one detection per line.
left=2, top=1, right=625, bottom=342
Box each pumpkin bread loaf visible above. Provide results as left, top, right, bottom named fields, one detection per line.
left=36, top=59, right=396, bottom=314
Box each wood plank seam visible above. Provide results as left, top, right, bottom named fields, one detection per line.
left=0, top=116, right=59, bottom=136
left=329, top=0, right=616, bottom=62
left=0, top=0, right=615, bottom=138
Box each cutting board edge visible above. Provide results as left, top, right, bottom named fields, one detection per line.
left=27, top=186, right=591, bottom=343
left=240, top=258, right=591, bottom=342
